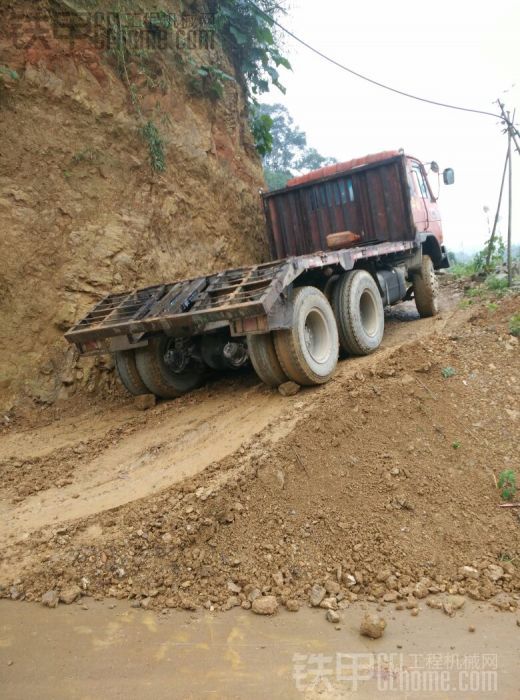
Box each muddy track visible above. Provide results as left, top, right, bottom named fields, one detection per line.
left=0, top=294, right=458, bottom=551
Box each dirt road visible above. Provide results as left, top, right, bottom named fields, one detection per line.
left=0, top=297, right=451, bottom=555
left=1, top=599, right=518, bottom=699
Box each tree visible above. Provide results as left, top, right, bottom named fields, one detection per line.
left=257, top=103, right=336, bottom=189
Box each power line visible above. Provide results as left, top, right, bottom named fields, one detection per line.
left=247, top=0, right=509, bottom=123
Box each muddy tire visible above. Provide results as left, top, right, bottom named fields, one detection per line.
left=135, top=336, right=205, bottom=399
left=332, top=270, right=384, bottom=356
left=114, top=350, right=149, bottom=396
left=273, top=286, right=339, bottom=386
left=413, top=254, right=439, bottom=318
left=247, top=333, right=288, bottom=387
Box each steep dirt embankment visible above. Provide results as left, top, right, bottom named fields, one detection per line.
left=0, top=0, right=267, bottom=410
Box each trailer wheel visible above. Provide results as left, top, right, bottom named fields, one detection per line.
left=413, top=254, right=439, bottom=318
left=247, top=333, right=288, bottom=387
left=273, top=286, right=339, bottom=386
left=135, top=336, right=205, bottom=399
left=331, top=270, right=384, bottom=355
left=115, top=350, right=149, bottom=396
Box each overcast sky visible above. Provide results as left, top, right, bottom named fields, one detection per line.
left=265, top=0, right=519, bottom=254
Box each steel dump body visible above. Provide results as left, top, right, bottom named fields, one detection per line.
left=263, top=152, right=415, bottom=259
left=64, top=239, right=417, bottom=354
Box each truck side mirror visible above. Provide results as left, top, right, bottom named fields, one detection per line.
left=443, top=168, right=455, bottom=185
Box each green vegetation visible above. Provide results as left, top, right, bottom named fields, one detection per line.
left=140, top=121, right=166, bottom=172
left=452, top=441, right=461, bottom=449
left=0, top=65, right=19, bottom=81
left=441, top=367, right=456, bottom=378
left=449, top=235, right=506, bottom=277
left=101, top=2, right=292, bottom=167
left=510, top=313, right=520, bottom=337
left=71, top=148, right=101, bottom=164
left=187, top=61, right=235, bottom=99
left=255, top=103, right=336, bottom=189
left=498, top=470, right=517, bottom=501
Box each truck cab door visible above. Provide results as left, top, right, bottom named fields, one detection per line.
left=408, top=160, right=442, bottom=241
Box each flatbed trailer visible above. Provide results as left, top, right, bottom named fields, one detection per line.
left=65, top=150, right=454, bottom=398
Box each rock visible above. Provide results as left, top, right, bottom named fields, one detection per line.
left=227, top=581, right=241, bottom=594
left=278, top=381, right=301, bottom=397
left=134, top=394, right=156, bottom=411
left=468, top=625, right=476, bottom=633
left=309, top=584, right=326, bottom=607
left=326, top=609, right=340, bottom=624
left=413, top=582, right=429, bottom=599
left=41, top=590, right=59, bottom=608
left=376, top=569, right=392, bottom=583
left=324, top=580, right=340, bottom=595
left=491, top=593, right=515, bottom=611
left=443, top=595, right=465, bottom=616
left=59, top=585, right=81, bottom=605
left=251, top=595, right=278, bottom=615
left=342, top=573, right=356, bottom=588
left=360, top=613, right=386, bottom=639
left=486, top=565, right=504, bottom=582
left=383, top=591, right=398, bottom=603
left=285, top=599, right=300, bottom=612
left=248, top=588, right=262, bottom=603
left=319, top=597, right=338, bottom=611
left=272, top=572, right=284, bottom=588
left=224, top=596, right=241, bottom=610
left=459, top=566, right=479, bottom=580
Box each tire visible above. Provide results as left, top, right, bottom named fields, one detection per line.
left=135, top=335, right=205, bottom=399
left=247, top=333, right=288, bottom=387
left=273, top=286, right=339, bottom=386
left=115, top=350, right=149, bottom=396
left=331, top=270, right=384, bottom=356
left=413, top=254, right=439, bottom=318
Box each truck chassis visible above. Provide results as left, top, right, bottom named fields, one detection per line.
left=66, top=239, right=419, bottom=355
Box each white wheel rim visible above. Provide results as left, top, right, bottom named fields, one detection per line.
left=302, top=308, right=331, bottom=364
left=359, top=289, right=379, bottom=337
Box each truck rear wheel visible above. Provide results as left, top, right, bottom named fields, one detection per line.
left=413, top=254, right=439, bottom=317
left=135, top=335, right=205, bottom=399
left=247, top=333, right=288, bottom=387
left=115, top=350, right=149, bottom=396
left=332, top=270, right=384, bottom=355
left=273, top=286, right=339, bottom=386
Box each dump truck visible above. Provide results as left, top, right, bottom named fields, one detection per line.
left=65, top=149, right=454, bottom=398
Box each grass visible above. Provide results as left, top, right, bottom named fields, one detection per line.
left=140, top=121, right=166, bottom=173
left=509, top=313, right=520, bottom=337
left=498, top=470, right=517, bottom=501
left=441, top=367, right=456, bottom=378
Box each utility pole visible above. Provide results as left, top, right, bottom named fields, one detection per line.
left=496, top=100, right=517, bottom=287
left=486, top=144, right=509, bottom=267
left=507, top=116, right=513, bottom=287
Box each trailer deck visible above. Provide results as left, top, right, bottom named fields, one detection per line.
left=65, top=240, right=418, bottom=355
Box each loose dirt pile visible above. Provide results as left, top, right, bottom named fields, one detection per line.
left=1, top=292, right=518, bottom=614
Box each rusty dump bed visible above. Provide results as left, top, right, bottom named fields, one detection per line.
left=65, top=240, right=417, bottom=354
left=263, top=151, right=414, bottom=260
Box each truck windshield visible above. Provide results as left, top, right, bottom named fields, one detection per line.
left=411, top=164, right=430, bottom=200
